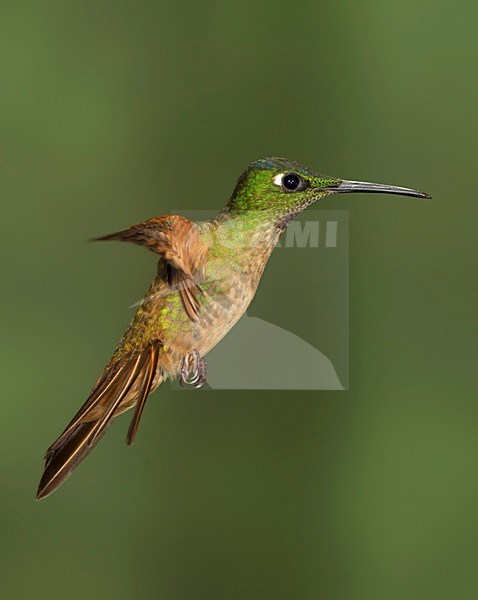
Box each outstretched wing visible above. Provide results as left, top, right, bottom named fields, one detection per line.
left=95, top=215, right=209, bottom=321
left=36, top=341, right=162, bottom=500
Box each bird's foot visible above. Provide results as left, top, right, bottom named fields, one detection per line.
left=180, top=350, right=207, bottom=388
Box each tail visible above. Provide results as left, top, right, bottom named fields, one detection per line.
left=36, top=420, right=112, bottom=500
left=36, top=341, right=161, bottom=500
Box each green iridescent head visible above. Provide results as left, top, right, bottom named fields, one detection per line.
left=227, top=157, right=430, bottom=227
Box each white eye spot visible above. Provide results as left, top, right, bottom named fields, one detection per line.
left=273, top=173, right=285, bottom=187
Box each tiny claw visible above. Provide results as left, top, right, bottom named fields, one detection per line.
left=180, top=350, right=207, bottom=388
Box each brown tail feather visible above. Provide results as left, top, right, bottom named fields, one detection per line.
left=86, top=353, right=145, bottom=448
left=126, top=343, right=160, bottom=445
left=37, top=341, right=162, bottom=500
left=36, top=420, right=113, bottom=500
left=46, top=364, right=126, bottom=457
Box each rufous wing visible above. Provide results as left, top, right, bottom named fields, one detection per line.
left=95, top=215, right=208, bottom=321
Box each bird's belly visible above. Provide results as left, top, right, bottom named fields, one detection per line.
left=194, top=282, right=255, bottom=356
left=160, top=269, right=258, bottom=374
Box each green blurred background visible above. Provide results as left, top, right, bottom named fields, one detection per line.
left=1, top=1, right=477, bottom=598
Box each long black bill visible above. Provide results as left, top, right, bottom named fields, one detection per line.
left=327, top=180, right=431, bottom=199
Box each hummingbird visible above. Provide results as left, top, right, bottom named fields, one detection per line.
left=36, top=157, right=430, bottom=499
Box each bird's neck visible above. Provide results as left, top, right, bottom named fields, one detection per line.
left=203, top=209, right=281, bottom=267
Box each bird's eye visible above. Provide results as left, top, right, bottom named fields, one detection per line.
left=282, top=172, right=302, bottom=192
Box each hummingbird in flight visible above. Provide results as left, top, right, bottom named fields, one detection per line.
left=37, top=157, right=430, bottom=499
